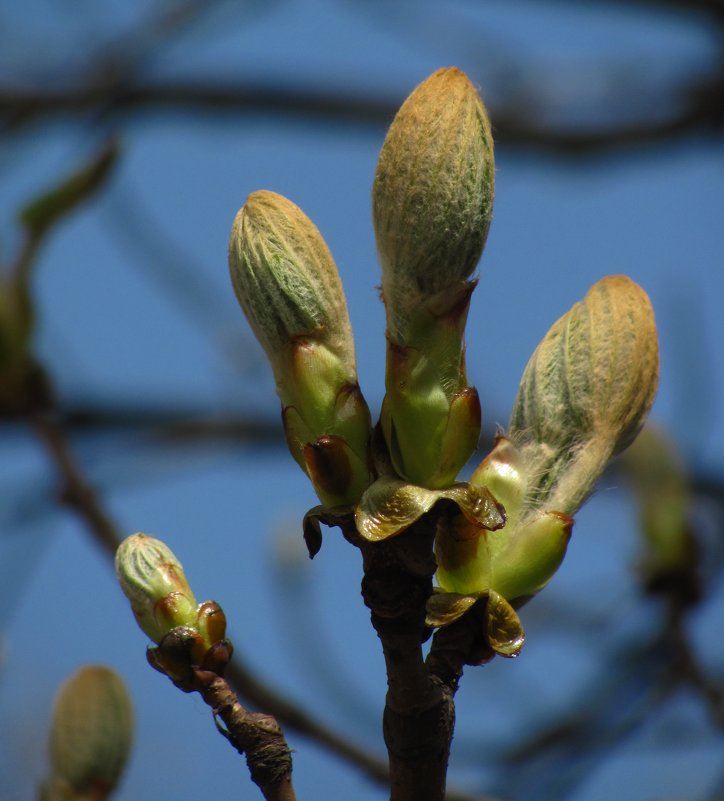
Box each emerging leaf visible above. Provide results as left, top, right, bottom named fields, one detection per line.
left=356, top=477, right=504, bottom=542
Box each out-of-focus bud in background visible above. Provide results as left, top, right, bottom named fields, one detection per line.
left=620, top=424, right=699, bottom=602
left=42, top=665, right=133, bottom=801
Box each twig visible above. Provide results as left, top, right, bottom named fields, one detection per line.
left=336, top=511, right=457, bottom=801
left=26, top=412, right=389, bottom=791
left=197, top=671, right=297, bottom=801
left=31, top=413, right=122, bottom=555
left=224, top=656, right=390, bottom=785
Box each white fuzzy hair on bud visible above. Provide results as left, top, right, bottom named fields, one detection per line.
left=510, top=275, right=659, bottom=516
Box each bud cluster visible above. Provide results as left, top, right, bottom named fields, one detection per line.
left=225, top=68, right=661, bottom=659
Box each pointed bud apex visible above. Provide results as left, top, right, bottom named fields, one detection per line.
left=47, top=666, right=133, bottom=798
left=115, top=533, right=198, bottom=643
left=373, top=68, right=493, bottom=487
left=510, top=275, right=659, bottom=515
left=373, top=67, right=494, bottom=340
left=229, top=191, right=372, bottom=506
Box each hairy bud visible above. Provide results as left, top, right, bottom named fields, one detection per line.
left=373, top=67, right=494, bottom=338
left=115, top=533, right=228, bottom=669
left=373, top=68, right=494, bottom=488
left=229, top=191, right=371, bottom=507
left=509, top=275, right=659, bottom=515
left=430, top=277, right=658, bottom=635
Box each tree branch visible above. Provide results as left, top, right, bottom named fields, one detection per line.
left=1, top=68, right=722, bottom=154
left=337, top=511, right=457, bottom=801
left=196, top=671, right=297, bottom=801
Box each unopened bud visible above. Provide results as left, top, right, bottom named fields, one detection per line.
left=229, top=191, right=372, bottom=506
left=509, top=275, right=659, bottom=515
left=47, top=666, right=133, bottom=799
left=373, top=67, right=494, bottom=339
left=115, top=533, right=197, bottom=643
left=373, top=68, right=494, bottom=488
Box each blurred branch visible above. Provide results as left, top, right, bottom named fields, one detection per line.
left=31, top=413, right=122, bottom=555
left=580, top=0, right=724, bottom=21
left=494, top=573, right=724, bottom=800
left=11, top=404, right=724, bottom=508
left=665, top=599, right=724, bottom=726
left=24, top=410, right=386, bottom=785
left=2, top=67, right=722, bottom=154
left=13, top=139, right=119, bottom=283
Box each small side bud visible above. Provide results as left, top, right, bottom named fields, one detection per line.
left=373, top=68, right=495, bottom=487
left=46, top=666, right=133, bottom=800
left=229, top=191, right=372, bottom=506
left=116, top=534, right=228, bottom=670
left=115, top=533, right=198, bottom=644
left=509, top=275, right=659, bottom=515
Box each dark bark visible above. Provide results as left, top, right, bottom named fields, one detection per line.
left=196, top=671, right=297, bottom=801
left=340, top=513, right=457, bottom=801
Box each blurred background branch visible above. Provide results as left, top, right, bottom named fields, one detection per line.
left=1, top=1, right=723, bottom=800
left=1, top=0, right=723, bottom=153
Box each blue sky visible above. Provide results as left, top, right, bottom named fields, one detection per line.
left=1, top=2, right=723, bottom=800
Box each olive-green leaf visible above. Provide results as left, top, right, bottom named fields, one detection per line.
left=425, top=591, right=478, bottom=628
left=486, top=590, right=525, bottom=657
left=20, top=140, right=119, bottom=235
left=355, top=477, right=504, bottom=542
